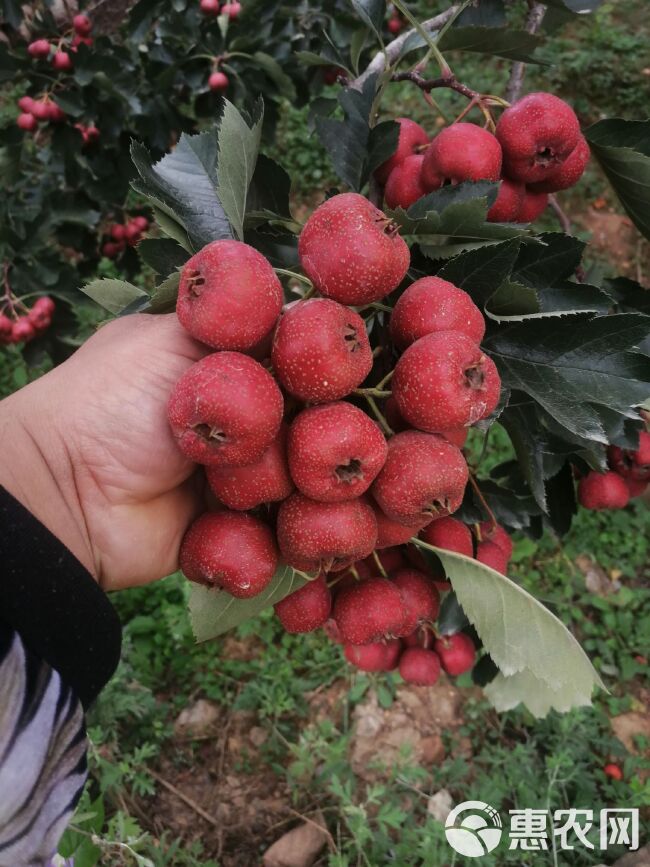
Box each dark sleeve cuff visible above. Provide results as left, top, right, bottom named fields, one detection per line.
left=0, top=486, right=121, bottom=708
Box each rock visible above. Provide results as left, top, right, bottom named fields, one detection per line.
left=250, top=726, right=268, bottom=747
left=263, top=810, right=329, bottom=867
left=613, top=845, right=650, bottom=867
left=575, top=554, right=619, bottom=596
left=611, top=712, right=650, bottom=755
left=174, top=699, right=219, bottom=736
left=427, top=789, right=454, bottom=823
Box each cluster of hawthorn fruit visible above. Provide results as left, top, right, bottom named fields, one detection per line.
left=0, top=296, right=55, bottom=346
left=199, top=1, right=243, bottom=94
left=578, top=432, right=650, bottom=510
left=379, top=92, right=590, bottom=223
left=101, top=216, right=151, bottom=260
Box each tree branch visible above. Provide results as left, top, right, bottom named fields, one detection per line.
left=391, top=71, right=478, bottom=102
left=505, top=2, right=546, bottom=103
left=352, top=5, right=461, bottom=90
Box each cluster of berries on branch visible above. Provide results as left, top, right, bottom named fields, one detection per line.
left=199, top=0, right=242, bottom=19
left=101, top=216, right=150, bottom=259
left=0, top=285, right=55, bottom=347
left=16, top=94, right=66, bottom=132
left=26, top=13, right=93, bottom=71
left=578, top=431, right=650, bottom=510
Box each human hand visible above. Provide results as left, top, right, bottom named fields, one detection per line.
left=0, top=314, right=207, bottom=590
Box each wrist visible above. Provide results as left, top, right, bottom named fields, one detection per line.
left=0, top=382, right=97, bottom=579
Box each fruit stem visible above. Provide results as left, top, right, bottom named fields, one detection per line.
left=468, top=474, right=498, bottom=534
left=355, top=388, right=392, bottom=399
left=375, top=369, right=394, bottom=390
left=359, top=393, right=394, bottom=437
left=390, top=0, right=451, bottom=77
left=274, top=268, right=314, bottom=292
left=371, top=550, right=388, bottom=578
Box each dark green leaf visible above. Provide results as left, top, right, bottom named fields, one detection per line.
left=605, top=276, right=650, bottom=314
left=216, top=98, right=264, bottom=241
left=544, top=463, right=577, bottom=536
left=148, top=271, right=181, bottom=313
left=438, top=237, right=522, bottom=308
left=543, top=0, right=605, bottom=11
left=439, top=26, right=547, bottom=64
left=349, top=0, right=386, bottom=39
left=246, top=154, right=292, bottom=219
left=456, top=0, right=506, bottom=28
left=138, top=238, right=189, bottom=276
left=472, top=654, right=499, bottom=687
left=437, top=591, right=471, bottom=636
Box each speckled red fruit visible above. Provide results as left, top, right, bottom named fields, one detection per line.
left=200, top=0, right=220, bottom=13
left=487, top=179, right=525, bottom=222
left=288, top=402, right=387, bottom=502
left=168, top=352, right=283, bottom=466
left=391, top=569, right=440, bottom=633
left=384, top=154, right=427, bottom=210
left=12, top=319, right=35, bottom=342
left=209, top=71, right=229, bottom=92
left=435, top=633, right=476, bottom=676
left=180, top=511, right=278, bottom=598
left=578, top=471, right=630, bottom=510
left=176, top=240, right=282, bottom=351
left=333, top=577, right=406, bottom=644
left=52, top=51, right=73, bottom=71
left=478, top=521, right=513, bottom=559
left=372, top=431, right=469, bottom=525
left=421, top=517, right=473, bottom=558
left=28, top=39, right=51, bottom=58
left=442, top=428, right=468, bottom=448
left=399, top=648, right=441, bottom=685
left=298, top=193, right=410, bottom=305
left=371, top=502, right=426, bottom=548
left=277, top=493, right=377, bottom=573
left=271, top=298, right=372, bottom=403
left=421, top=123, right=502, bottom=189
left=476, top=540, right=509, bottom=574
left=496, top=93, right=580, bottom=184
left=206, top=423, right=293, bottom=510
left=73, top=14, right=92, bottom=34
left=608, top=431, right=650, bottom=481
left=344, top=639, right=401, bottom=671
left=518, top=190, right=548, bottom=222
left=375, top=118, right=429, bottom=185
left=274, top=574, right=332, bottom=633
left=603, top=763, right=623, bottom=781
left=393, top=331, right=501, bottom=432
left=390, top=277, right=485, bottom=350
left=528, top=135, right=590, bottom=194
left=17, top=113, right=37, bottom=131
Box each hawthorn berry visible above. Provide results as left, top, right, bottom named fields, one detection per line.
left=298, top=193, right=410, bottom=305
left=624, top=476, right=647, bottom=498
left=271, top=298, right=373, bottom=403
left=421, top=516, right=473, bottom=558
left=518, top=189, right=549, bottom=222
left=222, top=2, right=242, bottom=19
left=274, top=575, right=332, bottom=634
left=496, top=92, right=581, bottom=184
left=384, top=154, right=427, bottom=210
left=392, top=331, right=501, bottom=432
left=391, top=569, right=440, bottom=633
left=177, top=239, right=283, bottom=351
left=371, top=431, right=469, bottom=525
left=333, top=577, right=406, bottom=644
left=487, top=178, right=525, bottom=223
left=399, top=648, right=441, bottom=685
left=375, top=118, right=429, bottom=186
left=71, top=34, right=93, bottom=49
left=167, top=351, right=283, bottom=466
left=28, top=39, right=51, bottom=59
left=390, top=276, right=485, bottom=349
left=180, top=511, right=278, bottom=597
left=364, top=546, right=407, bottom=575
left=434, top=633, right=476, bottom=676
left=478, top=521, right=513, bottom=560
left=371, top=502, right=427, bottom=548
left=276, top=493, right=378, bottom=573
left=387, top=17, right=403, bottom=35
left=528, top=135, right=590, bottom=194
left=476, top=540, right=509, bottom=574
left=11, top=319, right=35, bottom=343
left=200, top=0, right=220, bottom=14
left=421, top=123, right=502, bottom=190
left=608, top=431, right=650, bottom=481
left=578, top=471, right=630, bottom=510
left=17, top=113, right=37, bottom=132
left=31, top=100, right=52, bottom=121
left=288, top=402, right=388, bottom=502
left=603, top=763, right=623, bottom=781
left=133, top=216, right=149, bottom=232
left=18, top=96, right=36, bottom=113
left=52, top=51, right=73, bottom=71
left=209, top=71, right=229, bottom=92
left=344, top=639, right=402, bottom=671
left=73, top=14, right=93, bottom=35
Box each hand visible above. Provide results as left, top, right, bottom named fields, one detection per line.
left=0, top=314, right=207, bottom=591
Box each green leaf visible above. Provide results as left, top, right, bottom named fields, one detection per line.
left=246, top=154, right=292, bottom=220
left=586, top=119, right=650, bottom=241
left=80, top=278, right=147, bottom=315
left=251, top=52, right=296, bottom=100
left=138, top=238, right=189, bottom=276
left=188, top=565, right=308, bottom=642
left=455, top=0, right=506, bottom=28
left=413, top=540, right=604, bottom=717
left=151, top=207, right=192, bottom=252
left=438, top=237, right=522, bottom=308
left=543, top=0, right=605, bottom=11
left=349, top=0, right=386, bottom=39
left=148, top=271, right=181, bottom=313
left=216, top=99, right=264, bottom=241
left=437, top=592, right=470, bottom=636
left=438, top=26, right=547, bottom=64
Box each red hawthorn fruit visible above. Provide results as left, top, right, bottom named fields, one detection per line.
left=177, top=239, right=283, bottom=351
left=405, top=542, right=447, bottom=584
left=403, top=624, right=435, bottom=650
left=384, top=154, right=427, bottom=210
left=518, top=190, right=549, bottom=222
left=125, top=222, right=142, bottom=245
left=421, top=123, right=502, bottom=190
left=333, top=577, right=406, bottom=644
left=222, top=1, right=241, bottom=19
left=372, top=431, right=469, bottom=525
left=344, top=639, right=402, bottom=671
left=47, top=102, right=66, bottom=122
left=603, top=763, right=623, bottom=781
left=578, top=471, right=630, bottom=510
left=30, top=100, right=51, bottom=120
left=11, top=319, right=35, bottom=343
left=52, top=51, right=73, bottom=71
left=421, top=517, right=473, bottom=558
left=200, top=0, right=220, bottom=13
left=478, top=521, right=513, bottom=559
left=392, top=331, right=501, bottom=432
left=0, top=315, right=13, bottom=339
left=71, top=34, right=93, bottom=49
left=271, top=298, right=373, bottom=403
left=17, top=113, right=37, bottom=132
left=274, top=575, right=332, bottom=633
left=363, top=546, right=407, bottom=575
left=133, top=216, right=149, bottom=231
left=276, top=493, right=378, bottom=573
left=102, top=242, right=121, bottom=258
left=528, top=135, right=590, bottom=194
left=375, top=117, right=429, bottom=186
left=18, top=96, right=36, bottom=113
left=496, top=92, right=581, bottom=185
left=399, top=647, right=441, bottom=685
left=28, top=39, right=51, bottom=58
left=391, top=569, right=440, bottom=633
left=435, top=633, right=476, bottom=676
left=333, top=558, right=374, bottom=592
left=371, top=502, right=426, bottom=548
left=487, top=178, right=526, bottom=223
left=389, top=276, right=485, bottom=350
left=73, top=14, right=93, bottom=35
left=288, top=402, right=388, bottom=502
left=206, top=423, right=294, bottom=510
left=111, top=224, right=126, bottom=241
left=387, top=16, right=403, bottom=35
left=476, top=540, right=509, bottom=574
left=298, top=193, right=410, bottom=306
left=442, top=428, right=469, bottom=448
left=209, top=71, right=229, bottom=92
left=28, top=301, right=53, bottom=330
left=625, top=476, right=648, bottom=498
left=180, top=511, right=278, bottom=598
left=608, top=431, right=650, bottom=481
left=167, top=351, right=283, bottom=466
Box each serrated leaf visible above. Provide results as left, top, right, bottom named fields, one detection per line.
left=438, top=26, right=547, bottom=64
left=438, top=237, right=522, bottom=307
left=586, top=119, right=650, bottom=241
left=148, top=271, right=181, bottom=313
left=81, top=278, right=147, bottom=315
left=216, top=99, right=264, bottom=241
left=605, top=276, right=650, bottom=314
left=189, top=565, right=308, bottom=642
left=138, top=238, right=189, bottom=275
left=151, top=207, right=192, bottom=252
left=413, top=540, right=604, bottom=717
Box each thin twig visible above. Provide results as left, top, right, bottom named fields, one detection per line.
left=549, top=194, right=573, bottom=235
left=468, top=474, right=497, bottom=532
left=505, top=2, right=546, bottom=103
left=148, top=769, right=220, bottom=828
